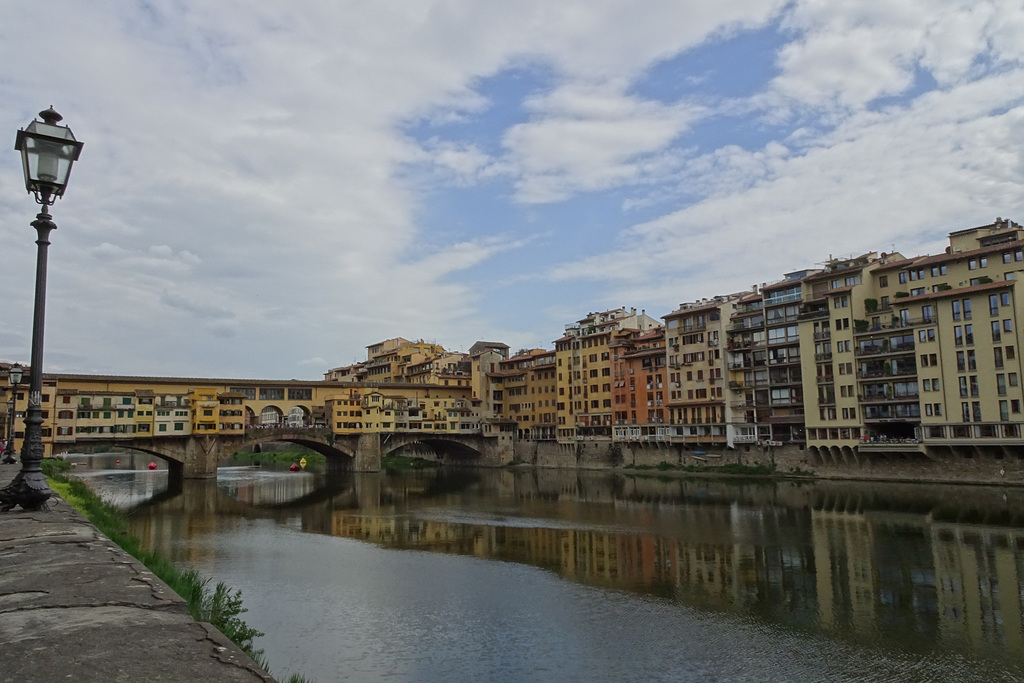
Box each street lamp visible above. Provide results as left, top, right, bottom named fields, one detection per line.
left=3, top=364, right=23, bottom=464
left=0, top=108, right=83, bottom=512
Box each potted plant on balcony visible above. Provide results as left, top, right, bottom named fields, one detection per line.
left=864, top=298, right=878, bottom=313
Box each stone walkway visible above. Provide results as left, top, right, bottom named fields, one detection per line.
left=0, top=462, right=276, bottom=683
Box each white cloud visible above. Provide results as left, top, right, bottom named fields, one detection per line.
left=1, top=0, right=1022, bottom=380
left=502, top=82, right=705, bottom=203
left=552, top=67, right=1024, bottom=313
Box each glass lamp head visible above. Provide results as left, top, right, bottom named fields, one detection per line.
left=14, top=107, right=84, bottom=205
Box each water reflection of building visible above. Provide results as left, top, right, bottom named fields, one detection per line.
left=810, top=501, right=1024, bottom=658
left=330, top=488, right=1024, bottom=665
left=812, top=509, right=878, bottom=631
left=328, top=509, right=819, bottom=620
left=932, top=524, right=1024, bottom=656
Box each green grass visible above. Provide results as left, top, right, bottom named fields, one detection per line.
left=42, top=458, right=314, bottom=683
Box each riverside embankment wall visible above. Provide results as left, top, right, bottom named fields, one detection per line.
left=0, top=462, right=275, bottom=683
left=510, top=440, right=1024, bottom=487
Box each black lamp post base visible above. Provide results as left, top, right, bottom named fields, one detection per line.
left=0, top=470, right=51, bottom=512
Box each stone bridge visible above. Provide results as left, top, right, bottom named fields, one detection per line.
left=69, top=428, right=513, bottom=478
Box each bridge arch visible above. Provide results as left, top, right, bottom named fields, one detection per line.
left=382, top=435, right=483, bottom=462
left=259, top=405, right=283, bottom=426
left=285, top=406, right=310, bottom=427
left=71, top=442, right=188, bottom=478
left=240, top=428, right=358, bottom=472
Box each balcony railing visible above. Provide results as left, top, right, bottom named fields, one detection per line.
left=764, top=291, right=803, bottom=305
left=797, top=308, right=829, bottom=321
left=854, top=342, right=915, bottom=357
left=859, top=393, right=919, bottom=403
left=857, top=367, right=918, bottom=379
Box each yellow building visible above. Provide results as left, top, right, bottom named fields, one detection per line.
left=495, top=349, right=557, bottom=440
left=555, top=308, right=662, bottom=445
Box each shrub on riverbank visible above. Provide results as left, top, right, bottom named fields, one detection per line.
left=41, top=459, right=313, bottom=683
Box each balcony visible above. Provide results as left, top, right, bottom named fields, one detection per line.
left=854, top=342, right=915, bottom=357
left=813, top=331, right=831, bottom=341
left=728, top=339, right=765, bottom=351
left=768, top=414, right=805, bottom=424
left=859, top=392, right=919, bottom=404
left=728, top=320, right=763, bottom=332
left=854, top=317, right=933, bottom=335
left=862, top=406, right=922, bottom=421
left=797, top=307, right=829, bottom=321
left=728, top=360, right=766, bottom=370
left=814, top=352, right=833, bottom=362
left=764, top=291, right=803, bottom=305
left=816, top=375, right=835, bottom=385
left=857, top=367, right=917, bottom=379
left=765, top=314, right=801, bottom=327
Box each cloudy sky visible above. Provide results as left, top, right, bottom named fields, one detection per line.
left=1, top=1, right=1022, bottom=380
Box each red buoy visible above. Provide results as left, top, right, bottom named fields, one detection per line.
left=148, top=461, right=157, bottom=470
left=289, top=462, right=301, bottom=472
left=116, top=460, right=120, bottom=464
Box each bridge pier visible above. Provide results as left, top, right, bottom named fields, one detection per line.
left=355, top=433, right=382, bottom=472
left=182, top=435, right=244, bottom=478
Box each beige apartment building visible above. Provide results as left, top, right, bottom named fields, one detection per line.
left=664, top=297, right=736, bottom=447
left=803, top=218, right=1024, bottom=459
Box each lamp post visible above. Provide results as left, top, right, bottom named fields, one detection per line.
left=3, top=364, right=23, bottom=464
left=0, top=108, right=83, bottom=512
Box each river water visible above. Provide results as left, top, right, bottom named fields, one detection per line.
left=67, top=453, right=1024, bottom=683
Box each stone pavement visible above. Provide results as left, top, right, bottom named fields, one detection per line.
left=0, top=462, right=276, bottom=683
